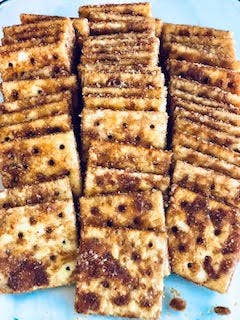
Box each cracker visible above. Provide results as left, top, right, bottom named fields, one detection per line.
left=88, top=141, right=172, bottom=175
left=167, top=59, right=240, bottom=94
left=0, top=177, right=72, bottom=209
left=0, top=131, right=81, bottom=196
left=162, top=34, right=234, bottom=50
left=167, top=186, right=240, bottom=293
left=174, top=107, right=240, bottom=136
left=0, top=199, right=77, bottom=293
left=169, top=77, right=240, bottom=108
left=173, top=144, right=240, bottom=180
left=170, top=96, right=240, bottom=126
left=174, top=117, right=240, bottom=151
left=75, top=226, right=165, bottom=319
left=162, top=23, right=232, bottom=38
left=81, top=69, right=163, bottom=89
left=167, top=42, right=236, bottom=69
left=0, top=99, right=70, bottom=127
left=0, top=21, right=74, bottom=81
left=173, top=160, right=240, bottom=207
left=84, top=166, right=170, bottom=196
left=80, top=190, right=165, bottom=232
left=0, top=114, right=71, bottom=143
left=170, top=88, right=240, bottom=114
left=0, top=91, right=72, bottom=113
left=81, top=109, right=168, bottom=153
left=172, top=132, right=240, bottom=167
left=79, top=3, right=152, bottom=18
left=83, top=95, right=166, bottom=112
left=1, top=76, right=77, bottom=102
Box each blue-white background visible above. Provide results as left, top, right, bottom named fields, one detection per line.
left=0, top=0, right=239, bottom=319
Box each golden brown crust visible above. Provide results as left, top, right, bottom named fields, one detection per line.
left=84, top=166, right=170, bottom=196
left=81, top=109, right=168, bottom=152
left=0, top=91, right=72, bottom=114
left=0, top=114, right=71, bottom=143
left=162, top=23, right=232, bottom=38
left=0, top=131, right=81, bottom=196
left=174, top=117, right=240, bottom=152
left=170, top=77, right=240, bottom=108
left=0, top=177, right=72, bottom=209
left=0, top=99, right=70, bottom=127
left=170, top=96, right=240, bottom=126
left=75, top=226, right=165, bottom=319
left=88, top=141, right=172, bottom=175
left=167, top=43, right=236, bottom=69
left=80, top=190, right=165, bottom=232
left=172, top=132, right=240, bottom=167
left=167, top=187, right=240, bottom=293
left=173, top=161, right=240, bottom=207
left=0, top=199, right=77, bottom=293
left=79, top=3, right=152, bottom=18
left=1, top=76, right=77, bottom=102
left=167, top=59, right=240, bottom=94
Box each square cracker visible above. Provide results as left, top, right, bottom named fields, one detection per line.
left=85, top=166, right=170, bottom=196
left=174, top=117, right=240, bottom=152
left=0, top=199, right=77, bottom=293
left=88, top=141, right=172, bottom=175
left=0, top=91, right=72, bottom=113
left=0, top=131, right=81, bottom=197
left=0, top=99, right=70, bottom=128
left=173, top=144, right=240, bottom=180
left=0, top=177, right=72, bottom=209
left=167, top=186, right=240, bottom=293
left=167, top=59, right=240, bottom=94
left=80, top=190, right=165, bottom=232
left=75, top=226, right=165, bottom=319
left=0, top=114, right=71, bottom=143
left=81, top=109, right=168, bottom=153
left=172, top=132, right=240, bottom=167
left=0, top=20, right=75, bottom=81
left=79, top=3, right=152, bottom=18
left=1, top=76, right=77, bottom=102
left=173, top=160, right=240, bottom=207
left=170, top=96, right=240, bottom=126
left=169, top=77, right=240, bottom=108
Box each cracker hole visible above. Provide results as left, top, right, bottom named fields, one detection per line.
left=53, top=54, right=59, bottom=60
left=38, top=90, right=43, bottom=94
left=48, top=159, right=55, bottom=166
left=30, top=57, right=35, bottom=65
left=46, top=227, right=52, bottom=234
left=106, top=219, right=113, bottom=227
left=148, top=241, right=153, bottom=248
left=59, top=144, right=65, bottom=149
left=187, top=262, right=192, bottom=268
left=101, top=280, right=110, bottom=288
left=32, top=147, right=40, bottom=154
left=50, top=255, right=56, bottom=261
left=107, top=134, right=113, bottom=140
left=118, top=204, right=126, bottom=212
left=18, top=232, right=24, bottom=239
left=171, top=226, right=178, bottom=234
left=214, top=229, right=221, bottom=236
left=135, top=135, right=141, bottom=143
left=4, top=136, right=10, bottom=142
left=58, top=212, right=63, bottom=218
left=66, top=266, right=70, bottom=271
left=150, top=124, right=155, bottom=129
left=8, top=62, right=13, bottom=68
left=94, top=121, right=100, bottom=127
left=122, top=122, right=128, bottom=128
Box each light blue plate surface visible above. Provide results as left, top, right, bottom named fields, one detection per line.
left=0, top=0, right=239, bottom=319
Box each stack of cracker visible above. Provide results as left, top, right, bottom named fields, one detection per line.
left=76, top=3, right=171, bottom=319
left=0, top=15, right=84, bottom=293
left=163, top=23, right=240, bottom=293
